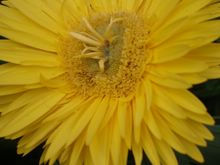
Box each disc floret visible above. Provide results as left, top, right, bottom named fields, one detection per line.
left=61, top=13, right=150, bottom=98
left=70, top=17, right=123, bottom=72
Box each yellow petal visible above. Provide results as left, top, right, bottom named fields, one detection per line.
left=100, top=99, right=118, bottom=130
left=165, top=0, right=211, bottom=27
left=185, top=110, right=215, bottom=125
left=190, top=2, right=220, bottom=24
left=69, top=133, right=86, bottom=165
left=41, top=0, right=65, bottom=25
left=141, top=0, right=160, bottom=20
left=17, top=138, right=45, bottom=156
left=40, top=75, right=67, bottom=89
left=134, top=83, right=146, bottom=128
left=61, top=0, right=90, bottom=27
left=8, top=0, right=63, bottom=34
left=152, top=44, right=191, bottom=63
left=153, top=57, right=208, bottom=74
left=189, top=43, right=220, bottom=58
left=26, top=121, right=59, bottom=149
left=40, top=149, right=48, bottom=165
left=43, top=96, right=84, bottom=123
left=0, top=41, right=60, bottom=67
left=151, top=17, right=187, bottom=47
left=132, top=142, right=143, bottom=165
left=154, top=139, right=178, bottom=165
left=3, top=89, right=49, bottom=115
left=84, top=147, right=94, bottom=165
left=151, top=0, right=179, bottom=28
left=187, top=120, right=214, bottom=141
left=66, top=98, right=102, bottom=146
left=159, top=110, right=207, bottom=146
left=154, top=110, right=186, bottom=154
left=117, top=101, right=127, bottom=139
left=178, top=136, right=204, bottom=163
left=90, top=128, right=110, bottom=165
left=45, top=116, right=78, bottom=161
left=0, top=26, right=56, bottom=52
left=0, top=5, right=58, bottom=41
left=0, top=90, right=65, bottom=136
left=0, top=108, right=21, bottom=130
left=86, top=97, right=109, bottom=144
left=111, top=117, right=121, bottom=165
left=143, top=79, right=152, bottom=110
left=0, top=104, right=9, bottom=113
left=153, top=85, right=187, bottom=119
left=59, top=147, right=72, bottom=163
left=0, top=93, right=20, bottom=105
left=124, top=106, right=132, bottom=149
left=0, top=64, right=64, bottom=85
left=200, top=66, right=220, bottom=79
left=144, top=107, right=162, bottom=139
left=118, top=142, right=128, bottom=165
left=188, top=43, right=220, bottom=67
left=149, top=73, right=191, bottom=89
left=133, top=108, right=141, bottom=144
left=0, top=85, right=26, bottom=96
left=160, top=87, right=207, bottom=114
left=169, top=21, right=220, bottom=48
left=141, top=124, right=160, bottom=165
left=179, top=73, right=207, bottom=84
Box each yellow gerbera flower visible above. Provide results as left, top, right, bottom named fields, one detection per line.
left=0, top=0, right=220, bottom=164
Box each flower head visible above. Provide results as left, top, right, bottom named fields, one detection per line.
left=0, top=0, right=220, bottom=165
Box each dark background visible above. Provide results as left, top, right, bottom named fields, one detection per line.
left=0, top=0, right=220, bottom=164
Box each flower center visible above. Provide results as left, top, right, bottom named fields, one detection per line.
left=70, top=17, right=123, bottom=73
left=59, top=13, right=150, bottom=99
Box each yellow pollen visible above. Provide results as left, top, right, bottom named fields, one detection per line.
left=59, top=13, right=151, bottom=99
